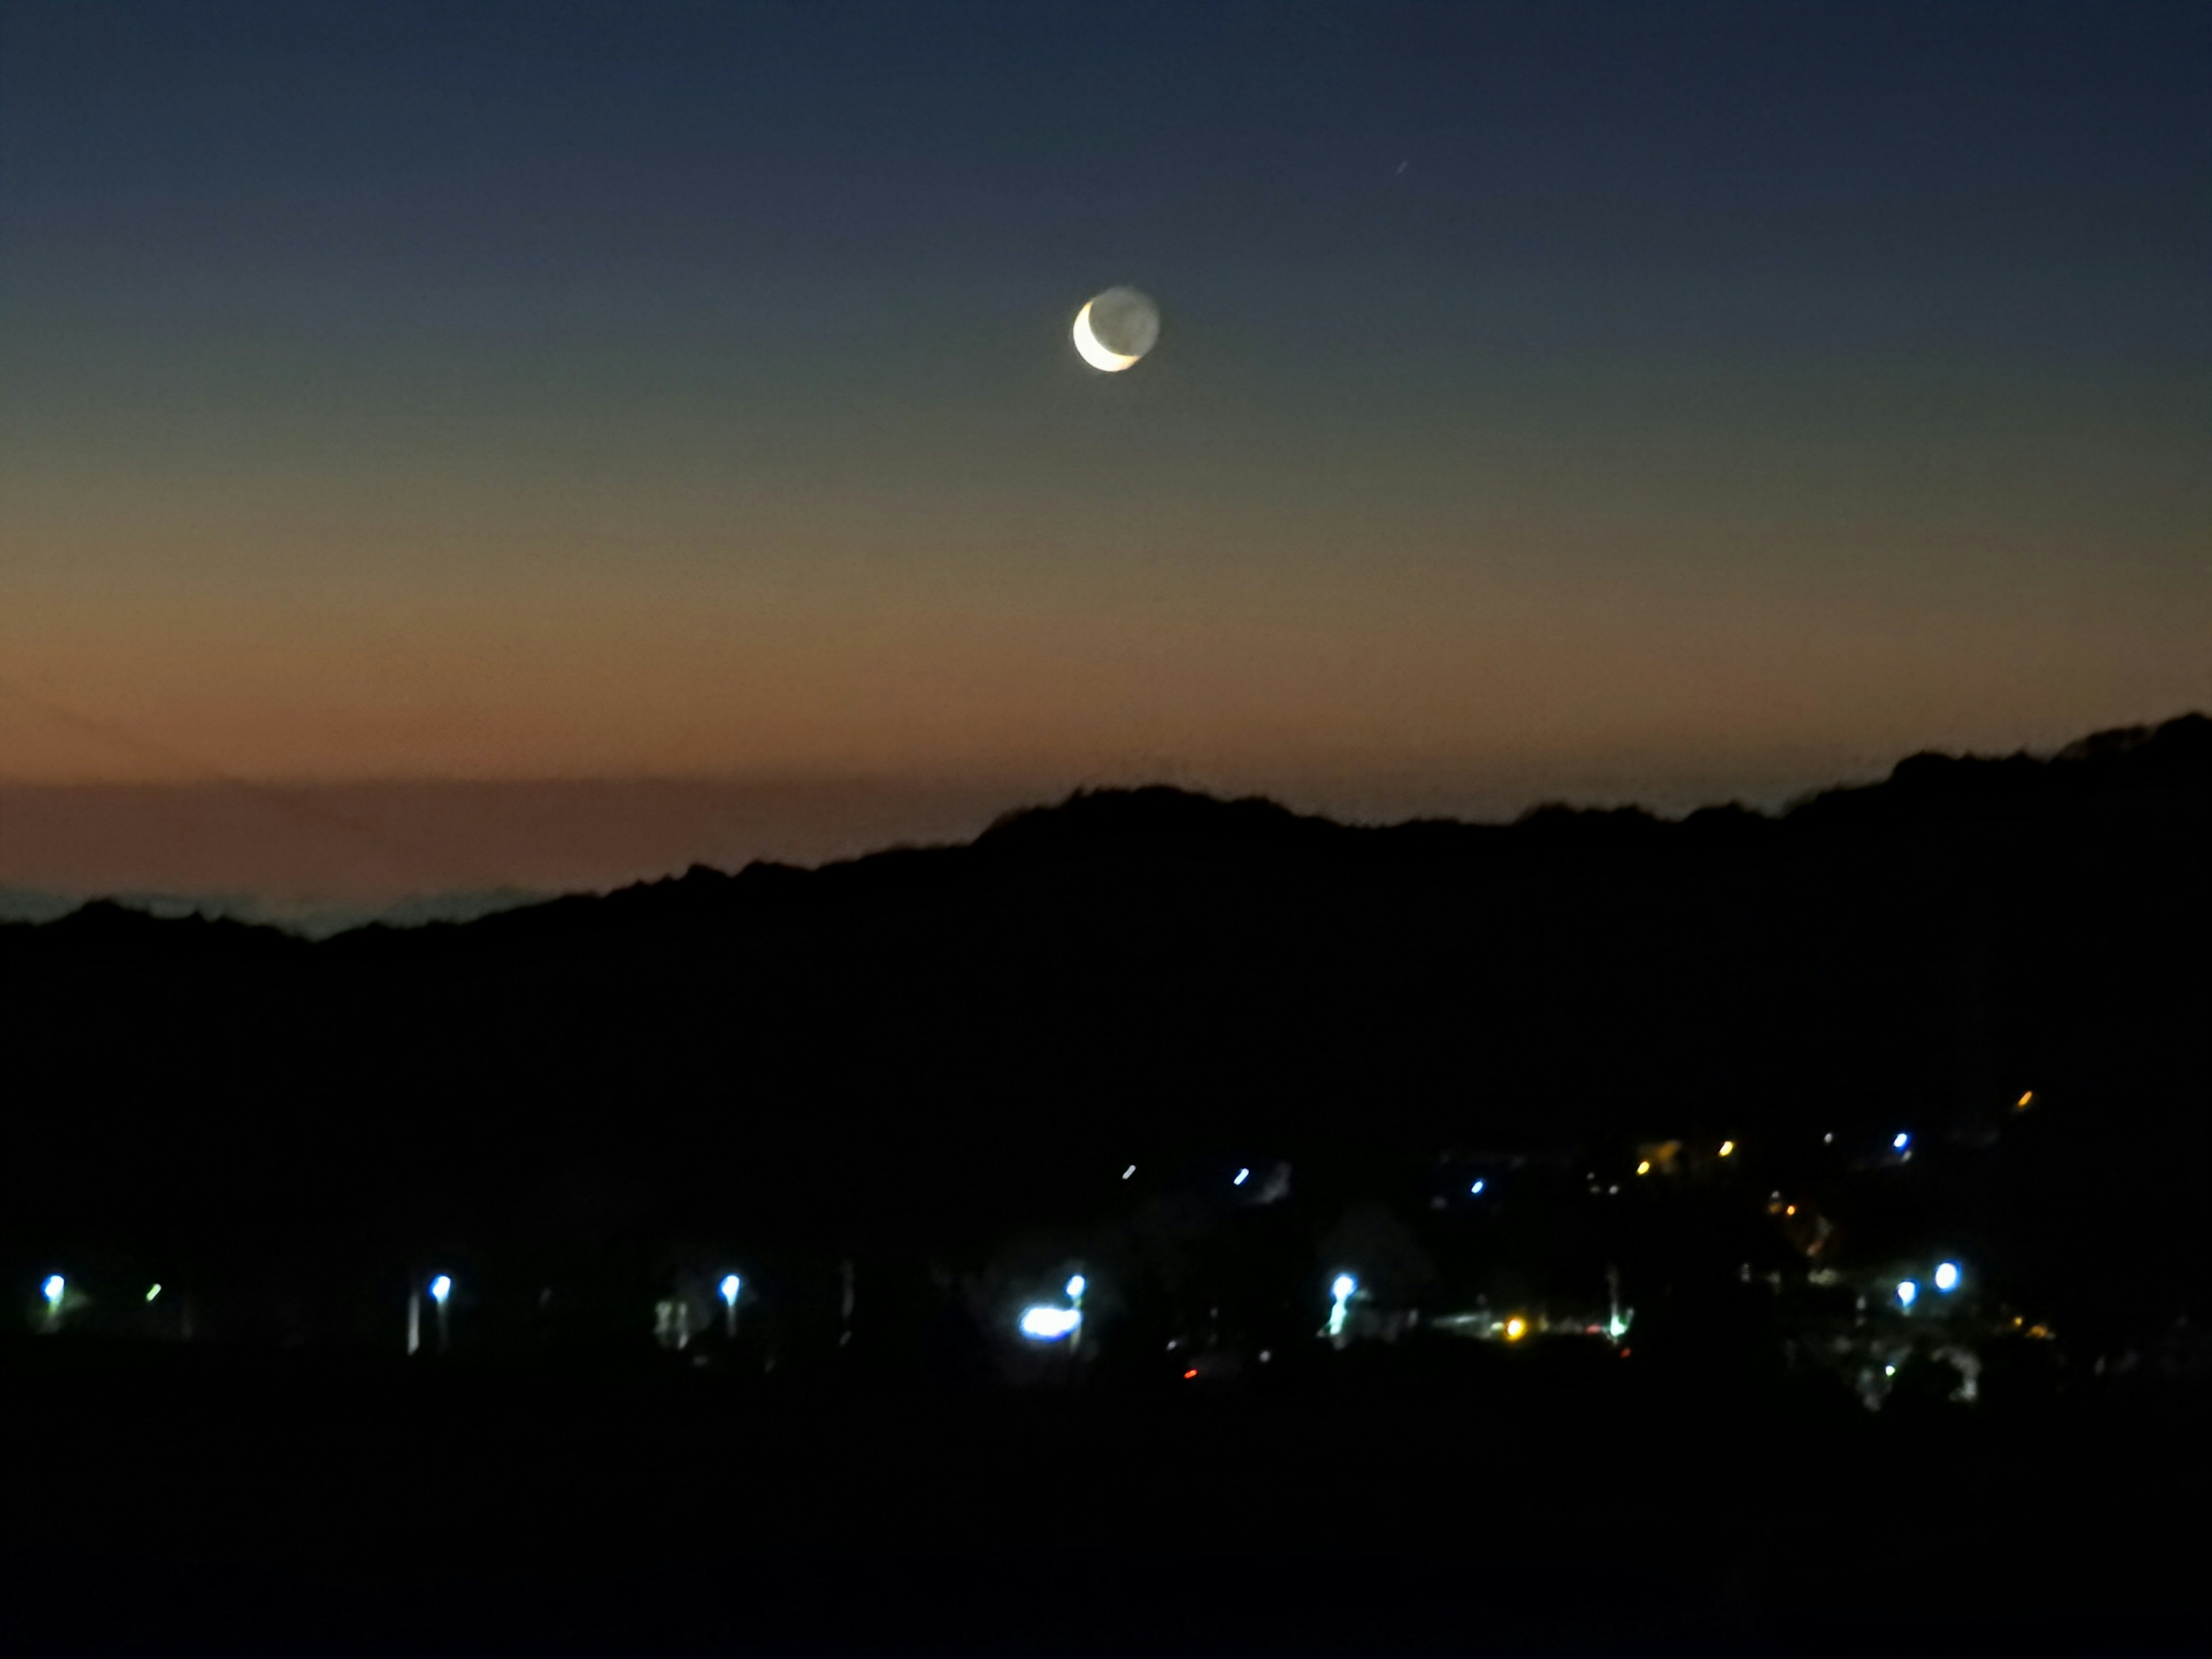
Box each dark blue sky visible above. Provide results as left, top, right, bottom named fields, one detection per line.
left=2, top=1, right=2206, bottom=896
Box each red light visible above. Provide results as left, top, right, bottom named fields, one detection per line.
left=1182, top=1368, right=1198, bottom=1380
left=1619, top=1348, right=1632, bottom=1358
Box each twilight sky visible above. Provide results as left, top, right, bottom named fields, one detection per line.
left=2, top=1, right=2206, bottom=908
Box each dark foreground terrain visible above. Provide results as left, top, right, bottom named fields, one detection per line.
left=3, top=1339, right=2202, bottom=1657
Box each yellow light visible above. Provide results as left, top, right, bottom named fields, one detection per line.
left=1718, top=1141, right=1735, bottom=1157
left=1785, top=1205, right=1796, bottom=1216
left=1636, top=1161, right=1652, bottom=1176
left=1504, top=1316, right=1527, bottom=1342
left=2016, top=1090, right=2034, bottom=1109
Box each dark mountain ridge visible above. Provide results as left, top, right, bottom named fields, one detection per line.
left=2, top=713, right=2205, bottom=1349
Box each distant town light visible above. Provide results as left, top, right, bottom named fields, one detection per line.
left=41, top=1275, right=64, bottom=1307
left=1504, top=1316, right=1528, bottom=1342
left=1469, top=1179, right=1486, bottom=1196
left=1233, top=1168, right=1250, bottom=1187
left=1635, top=1161, right=1652, bottom=1176
left=1020, top=1306, right=1082, bottom=1341
left=1066, top=1275, right=1086, bottom=1301
left=1885, top=1363, right=1897, bottom=1377
left=1183, top=1368, right=1199, bottom=1380
left=1934, top=1262, right=1961, bottom=1293
left=1122, top=1165, right=1136, bottom=1180
left=1897, top=1280, right=1918, bottom=1308
left=719, top=1274, right=741, bottom=1306
left=429, top=1275, right=453, bottom=1305
left=1823, top=1132, right=1835, bottom=1145
left=1892, top=1132, right=1911, bottom=1152
left=1719, top=1141, right=1736, bottom=1157
left=2016, top=1091, right=2034, bottom=1110
left=145, top=1284, right=162, bottom=1303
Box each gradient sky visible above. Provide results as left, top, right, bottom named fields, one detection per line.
left=2, top=1, right=2207, bottom=902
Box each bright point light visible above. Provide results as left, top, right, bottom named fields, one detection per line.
left=1066, top=1275, right=1086, bottom=1300
left=1885, top=1363, right=1897, bottom=1377
left=1233, top=1168, right=1250, bottom=1187
left=41, top=1275, right=64, bottom=1305
left=145, top=1284, right=162, bottom=1303
left=719, top=1274, right=741, bottom=1305
left=1469, top=1179, right=1486, bottom=1196
left=1934, top=1262, right=1961, bottom=1293
left=1719, top=1141, right=1736, bottom=1157
left=2016, top=1091, right=2034, bottom=1109
left=429, top=1275, right=452, bottom=1305
left=1823, top=1132, right=1835, bottom=1144
left=1122, top=1165, right=1135, bottom=1180
left=1331, top=1274, right=1357, bottom=1302
left=1896, top=1279, right=1918, bottom=1308
left=1892, top=1132, right=1910, bottom=1151
left=1018, top=1305, right=1082, bottom=1341
left=1635, top=1161, right=1652, bottom=1176
left=1504, top=1316, right=1528, bottom=1342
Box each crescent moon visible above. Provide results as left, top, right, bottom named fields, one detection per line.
left=1073, top=301, right=1141, bottom=372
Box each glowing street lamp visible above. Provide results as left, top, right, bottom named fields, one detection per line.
left=1469, top=1179, right=1486, bottom=1196
left=1018, top=1305, right=1081, bottom=1341
left=1933, top=1262, right=1961, bottom=1293
left=1719, top=1141, right=1736, bottom=1158
left=720, top=1274, right=743, bottom=1340
left=1328, top=1273, right=1356, bottom=1339
left=40, top=1274, right=65, bottom=1332
left=145, top=1284, right=162, bottom=1304
left=1896, top=1279, right=1918, bottom=1309
left=430, top=1274, right=453, bottom=1352
left=1233, top=1167, right=1251, bottom=1187
left=1892, top=1132, right=1911, bottom=1152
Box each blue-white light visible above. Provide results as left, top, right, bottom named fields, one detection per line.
left=1933, top=1262, right=1961, bottom=1293
left=1327, top=1273, right=1356, bottom=1338
left=1896, top=1279, right=1918, bottom=1308
left=1469, top=1179, right=1486, bottom=1196
left=429, top=1275, right=452, bottom=1305
left=41, top=1275, right=64, bottom=1306
left=1233, top=1168, right=1250, bottom=1187
left=1122, top=1165, right=1135, bottom=1180
left=1065, top=1275, right=1086, bottom=1300
left=719, top=1274, right=742, bottom=1306
left=1019, top=1305, right=1082, bottom=1341
left=1892, top=1132, right=1910, bottom=1151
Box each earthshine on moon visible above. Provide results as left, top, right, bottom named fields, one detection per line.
left=1073, top=287, right=1160, bottom=372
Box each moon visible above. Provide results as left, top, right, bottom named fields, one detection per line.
left=1073, top=286, right=1160, bottom=372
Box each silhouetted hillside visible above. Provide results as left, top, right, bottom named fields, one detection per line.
left=2, top=714, right=2205, bottom=1350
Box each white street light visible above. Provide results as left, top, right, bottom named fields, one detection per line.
left=1893, top=1132, right=1911, bottom=1151
left=429, top=1274, right=453, bottom=1352
left=1934, top=1262, right=1961, bottom=1293
left=1233, top=1168, right=1250, bottom=1187
left=1019, top=1305, right=1081, bottom=1341
left=1896, top=1279, right=1918, bottom=1309
left=1469, top=1179, right=1486, bottom=1196
left=1066, top=1275, right=1086, bottom=1301
left=1328, top=1274, right=1357, bottom=1339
